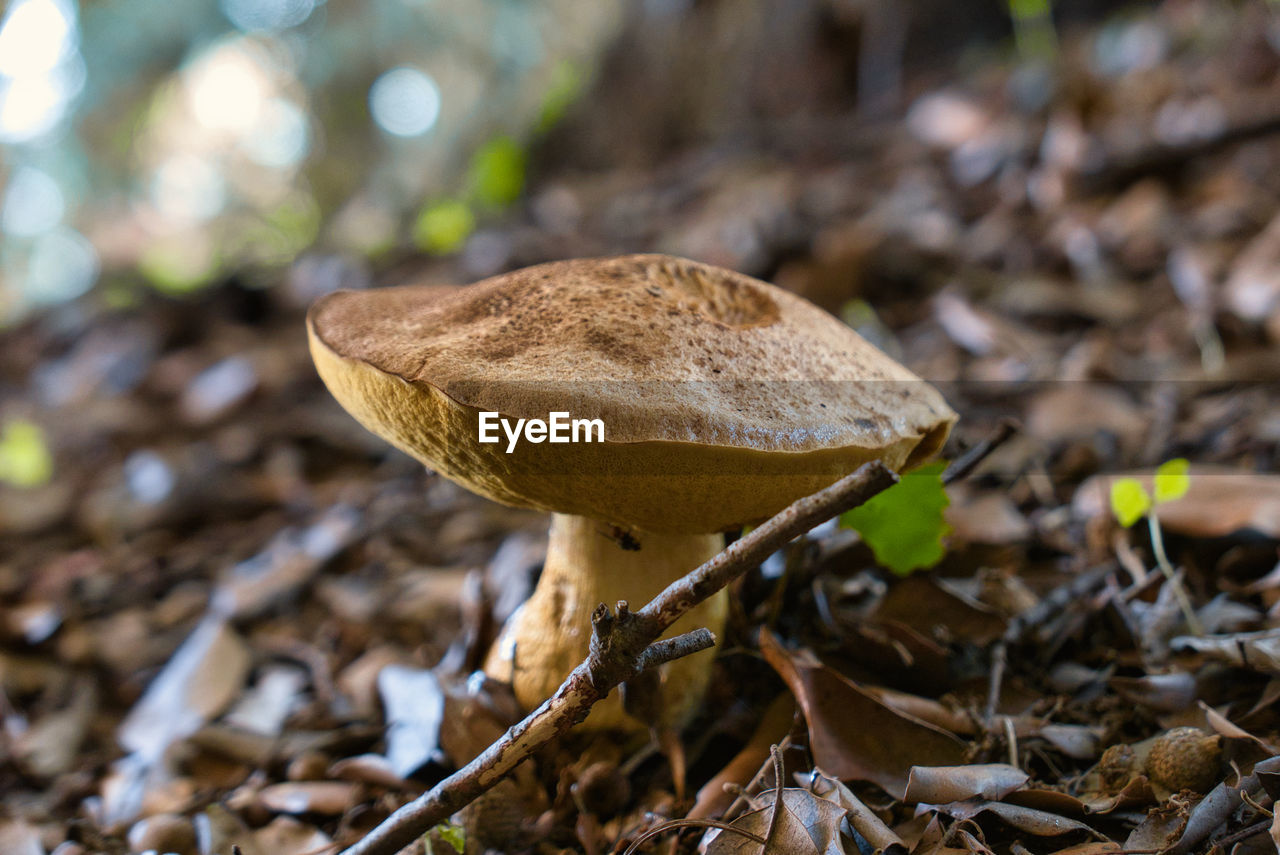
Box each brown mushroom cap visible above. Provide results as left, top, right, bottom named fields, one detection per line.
left=308, top=254, right=956, bottom=533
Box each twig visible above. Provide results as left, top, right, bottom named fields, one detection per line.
left=1073, top=110, right=1280, bottom=195
left=943, top=419, right=1017, bottom=486
left=339, top=462, right=899, bottom=855
left=983, top=641, right=1007, bottom=726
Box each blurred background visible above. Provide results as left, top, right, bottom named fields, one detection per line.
left=5, top=0, right=1268, bottom=320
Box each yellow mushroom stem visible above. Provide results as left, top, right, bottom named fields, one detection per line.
left=484, top=513, right=729, bottom=731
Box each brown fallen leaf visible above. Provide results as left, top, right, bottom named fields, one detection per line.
left=1025, top=386, right=1147, bottom=450
left=703, top=787, right=850, bottom=855
left=809, top=770, right=906, bottom=855
left=1225, top=211, right=1280, bottom=324
left=1036, top=724, right=1105, bottom=760
left=1074, top=467, right=1280, bottom=538
left=258, top=780, right=359, bottom=815
left=1109, top=672, right=1197, bottom=713
left=874, top=575, right=1007, bottom=646
left=689, top=693, right=795, bottom=821
left=760, top=629, right=966, bottom=799
left=930, top=799, right=1101, bottom=838
left=252, top=816, right=334, bottom=855
left=944, top=489, right=1032, bottom=545
left=903, top=764, right=1028, bottom=804
left=1171, top=629, right=1280, bottom=674
left=0, top=820, right=44, bottom=855
left=377, top=664, right=446, bottom=778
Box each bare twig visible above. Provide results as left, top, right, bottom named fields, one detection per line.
left=340, top=462, right=899, bottom=855
left=943, top=419, right=1017, bottom=486
left=1074, top=110, right=1280, bottom=195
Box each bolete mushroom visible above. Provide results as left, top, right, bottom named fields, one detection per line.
left=308, top=254, right=955, bottom=729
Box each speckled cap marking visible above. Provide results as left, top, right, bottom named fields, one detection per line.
left=308, top=254, right=956, bottom=533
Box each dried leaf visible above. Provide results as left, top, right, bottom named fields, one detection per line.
left=223, top=665, right=307, bottom=737
left=931, top=800, right=1100, bottom=838
left=1026, top=386, right=1146, bottom=449
left=944, top=489, right=1031, bottom=545
left=118, top=615, right=251, bottom=760
left=809, top=770, right=906, bottom=855
left=704, top=787, right=849, bottom=855
left=378, top=664, right=446, bottom=777
left=903, top=764, right=1028, bottom=804
left=760, top=630, right=965, bottom=799
left=1226, top=211, right=1280, bottom=323
left=252, top=816, right=333, bottom=855
left=258, top=780, right=358, bottom=815
left=1109, top=673, right=1197, bottom=713
left=1171, top=629, right=1280, bottom=674
left=1036, top=725, right=1104, bottom=760
left=0, top=820, right=43, bottom=855
left=211, top=504, right=361, bottom=619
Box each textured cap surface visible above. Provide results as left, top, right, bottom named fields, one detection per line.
left=309, top=254, right=956, bottom=532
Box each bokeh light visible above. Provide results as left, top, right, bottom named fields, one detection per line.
left=220, top=0, right=316, bottom=33
left=241, top=96, right=309, bottom=168
left=184, top=39, right=269, bottom=137
left=369, top=66, right=441, bottom=138
left=0, top=0, right=76, bottom=76
left=0, top=0, right=84, bottom=144
left=1, top=166, right=65, bottom=236
left=150, top=155, right=228, bottom=224
left=23, top=226, right=99, bottom=304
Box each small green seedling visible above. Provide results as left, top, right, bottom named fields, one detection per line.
left=426, top=821, right=466, bottom=855
left=414, top=198, right=476, bottom=255
left=0, top=419, right=53, bottom=488
left=840, top=461, right=951, bottom=576
left=1109, top=458, right=1201, bottom=634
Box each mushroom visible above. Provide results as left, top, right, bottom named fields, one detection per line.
left=308, top=255, right=955, bottom=729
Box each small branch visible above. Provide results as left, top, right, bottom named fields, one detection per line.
left=943, top=419, right=1017, bottom=486
left=1073, top=110, right=1280, bottom=195
left=636, top=629, right=717, bottom=672
left=339, top=462, right=899, bottom=855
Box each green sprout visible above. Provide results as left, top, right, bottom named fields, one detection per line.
left=465, top=136, right=527, bottom=210
left=1109, top=458, right=1201, bottom=634
left=1008, top=0, right=1058, bottom=61
left=426, top=821, right=466, bottom=855
left=414, top=198, right=476, bottom=255
left=840, top=461, right=951, bottom=576
left=0, top=419, right=53, bottom=488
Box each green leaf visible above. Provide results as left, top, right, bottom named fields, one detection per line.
left=414, top=199, right=475, bottom=255
left=431, top=822, right=466, bottom=854
left=1109, top=477, right=1151, bottom=528
left=1153, top=458, right=1190, bottom=505
left=0, top=419, right=53, bottom=488
left=840, top=461, right=950, bottom=576
left=466, top=136, right=526, bottom=209
left=536, top=59, right=584, bottom=133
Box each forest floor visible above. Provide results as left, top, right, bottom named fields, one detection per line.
left=2, top=3, right=1280, bottom=854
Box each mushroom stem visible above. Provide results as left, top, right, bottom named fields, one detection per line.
left=485, top=513, right=728, bottom=730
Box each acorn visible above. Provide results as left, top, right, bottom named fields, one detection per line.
left=1097, top=742, right=1137, bottom=789
left=1145, top=727, right=1223, bottom=793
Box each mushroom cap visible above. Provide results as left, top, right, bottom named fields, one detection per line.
left=308, top=254, right=956, bottom=533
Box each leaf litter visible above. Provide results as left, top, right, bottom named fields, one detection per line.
left=2, top=2, right=1280, bottom=854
